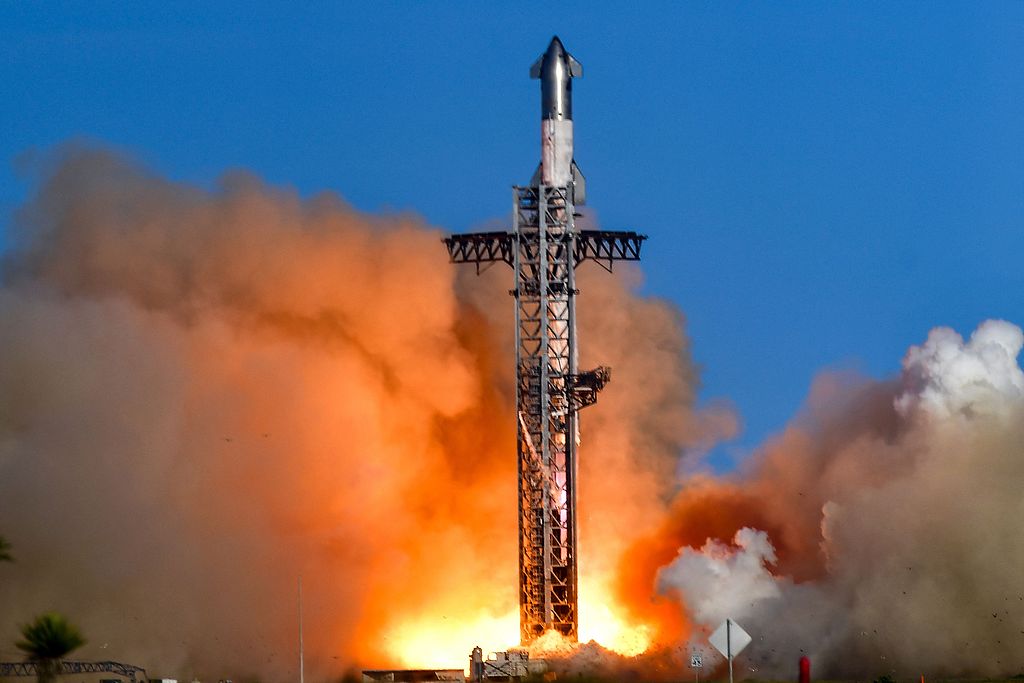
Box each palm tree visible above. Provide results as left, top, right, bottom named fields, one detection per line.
left=0, top=536, right=12, bottom=562
left=15, top=613, right=86, bottom=683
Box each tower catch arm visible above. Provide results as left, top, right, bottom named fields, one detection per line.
left=443, top=229, right=645, bottom=275
left=443, top=232, right=514, bottom=273
left=574, top=230, right=646, bottom=271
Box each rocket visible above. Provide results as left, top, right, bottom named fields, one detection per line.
left=530, top=36, right=586, bottom=204
left=444, top=36, right=646, bottom=643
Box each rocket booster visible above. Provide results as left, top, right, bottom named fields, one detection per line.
left=530, top=36, right=586, bottom=203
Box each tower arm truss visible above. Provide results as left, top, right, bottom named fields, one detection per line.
left=574, top=230, right=646, bottom=271
left=569, top=366, right=610, bottom=411
left=443, top=231, right=514, bottom=272
left=443, top=229, right=645, bottom=275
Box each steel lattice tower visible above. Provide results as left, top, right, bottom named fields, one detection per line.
left=444, top=37, right=645, bottom=644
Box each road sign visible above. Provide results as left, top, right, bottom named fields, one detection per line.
left=709, top=619, right=752, bottom=683
left=709, top=619, right=751, bottom=659
left=690, top=654, right=703, bottom=669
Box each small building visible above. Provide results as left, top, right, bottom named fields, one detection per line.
left=468, top=647, right=546, bottom=682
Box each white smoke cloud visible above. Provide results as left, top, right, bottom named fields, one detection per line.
left=656, top=320, right=1024, bottom=679
left=896, top=319, right=1024, bottom=419
left=657, top=528, right=780, bottom=627
left=657, top=529, right=845, bottom=677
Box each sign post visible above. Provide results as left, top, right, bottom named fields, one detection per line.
left=709, top=619, right=752, bottom=683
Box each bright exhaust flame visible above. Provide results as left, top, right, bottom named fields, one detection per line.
left=578, top=590, right=653, bottom=657
left=384, top=575, right=653, bottom=670
left=387, top=609, right=518, bottom=671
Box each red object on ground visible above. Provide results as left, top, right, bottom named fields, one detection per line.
left=799, top=656, right=810, bottom=683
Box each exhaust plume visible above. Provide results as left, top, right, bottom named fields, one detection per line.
left=0, top=145, right=720, bottom=679
left=8, top=143, right=1014, bottom=682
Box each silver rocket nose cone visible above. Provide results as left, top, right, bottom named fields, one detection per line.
left=546, top=36, right=566, bottom=59
left=530, top=36, right=583, bottom=121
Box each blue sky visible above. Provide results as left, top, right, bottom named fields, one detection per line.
left=3, top=2, right=1023, bottom=465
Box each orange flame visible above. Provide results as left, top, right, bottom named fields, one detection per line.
left=383, top=574, right=653, bottom=670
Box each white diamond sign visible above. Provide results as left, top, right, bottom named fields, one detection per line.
left=709, top=618, right=752, bottom=660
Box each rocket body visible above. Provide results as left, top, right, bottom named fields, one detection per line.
left=531, top=36, right=585, bottom=202
left=541, top=119, right=574, bottom=188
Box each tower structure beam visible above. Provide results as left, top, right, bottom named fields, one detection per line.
left=444, top=230, right=644, bottom=271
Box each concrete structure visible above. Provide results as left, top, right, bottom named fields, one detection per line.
left=360, top=670, right=463, bottom=682
left=0, top=661, right=147, bottom=683
left=468, top=647, right=546, bottom=682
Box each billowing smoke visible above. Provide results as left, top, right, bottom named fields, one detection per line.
left=0, top=145, right=718, bottom=679
left=7, top=144, right=1021, bottom=683
left=643, top=320, right=1024, bottom=678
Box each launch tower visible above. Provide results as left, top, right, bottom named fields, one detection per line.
left=444, top=37, right=645, bottom=643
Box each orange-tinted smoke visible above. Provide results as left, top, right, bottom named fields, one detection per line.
left=0, top=145, right=722, bottom=679
left=616, top=478, right=771, bottom=645
left=1, top=145, right=520, bottom=674
left=613, top=372, right=904, bottom=646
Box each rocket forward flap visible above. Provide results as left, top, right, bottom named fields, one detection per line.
left=567, top=54, right=583, bottom=78
left=529, top=58, right=542, bottom=80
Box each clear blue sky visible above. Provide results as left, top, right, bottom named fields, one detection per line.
left=3, top=2, right=1023, bottom=465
